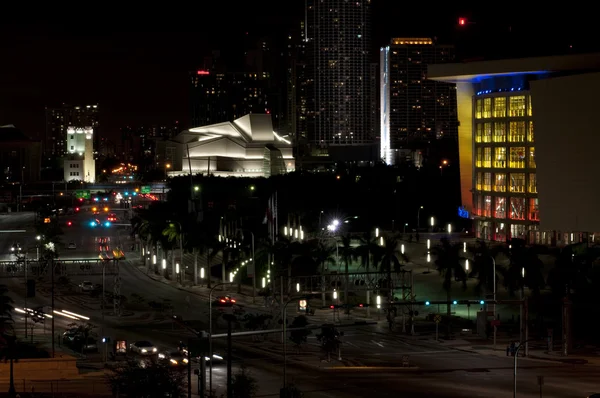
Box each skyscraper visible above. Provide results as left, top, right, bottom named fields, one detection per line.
left=44, top=104, right=99, bottom=160
left=305, top=0, right=372, bottom=157
left=380, top=38, right=457, bottom=165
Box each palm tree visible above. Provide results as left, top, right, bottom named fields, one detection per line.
left=313, top=241, right=336, bottom=305
left=432, top=237, right=467, bottom=318
left=379, top=235, right=409, bottom=302
left=163, top=222, right=184, bottom=279
left=502, top=239, right=545, bottom=297
left=356, top=231, right=378, bottom=271
left=0, top=284, right=16, bottom=397
left=339, top=235, right=356, bottom=304
left=468, top=240, right=502, bottom=296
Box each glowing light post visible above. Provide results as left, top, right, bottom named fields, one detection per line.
left=208, top=283, right=231, bottom=396
left=430, top=216, right=435, bottom=232
left=417, top=206, right=424, bottom=230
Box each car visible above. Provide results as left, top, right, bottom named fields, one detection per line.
left=67, top=242, right=76, bottom=250
left=62, top=328, right=80, bottom=344
left=158, top=351, right=189, bottom=367
left=214, top=296, right=236, bottom=307
left=130, top=341, right=158, bottom=355
left=204, top=353, right=224, bottom=364
left=79, top=281, right=94, bottom=292
left=10, top=243, right=21, bottom=253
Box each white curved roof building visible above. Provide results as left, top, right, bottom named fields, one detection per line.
left=171, top=114, right=294, bottom=177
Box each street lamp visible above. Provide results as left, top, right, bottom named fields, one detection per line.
left=208, top=282, right=232, bottom=396
left=168, top=221, right=184, bottom=282
left=417, top=206, right=423, bottom=230
left=282, top=295, right=309, bottom=389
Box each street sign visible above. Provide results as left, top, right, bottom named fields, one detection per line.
left=75, top=190, right=91, bottom=200
left=433, top=314, right=441, bottom=323
left=141, top=185, right=151, bottom=194
left=401, top=355, right=410, bottom=367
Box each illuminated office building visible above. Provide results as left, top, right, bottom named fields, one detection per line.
left=429, top=53, right=600, bottom=245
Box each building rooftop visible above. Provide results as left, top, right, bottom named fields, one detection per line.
left=0, top=125, right=34, bottom=142
left=428, top=52, right=600, bottom=83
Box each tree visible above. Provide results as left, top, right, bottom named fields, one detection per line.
left=432, top=238, right=467, bottom=318
left=289, top=315, right=311, bottom=350
left=0, top=284, right=16, bottom=397
left=502, top=239, right=545, bottom=296
left=231, top=366, right=259, bottom=398
left=67, top=322, right=96, bottom=355
left=468, top=240, right=502, bottom=296
left=339, top=234, right=355, bottom=304
left=356, top=231, right=379, bottom=271
left=107, top=358, right=186, bottom=398
left=379, top=235, right=409, bottom=302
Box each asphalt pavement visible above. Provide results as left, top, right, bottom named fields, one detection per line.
left=1, top=212, right=599, bottom=397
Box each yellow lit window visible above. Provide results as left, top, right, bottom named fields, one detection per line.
left=483, top=172, right=491, bottom=191
left=476, top=172, right=482, bottom=190
left=527, top=95, right=532, bottom=117
left=475, top=99, right=482, bottom=119
left=493, top=122, right=506, bottom=142
left=494, top=147, right=506, bottom=168
left=495, top=197, right=506, bottom=219
left=494, top=173, right=506, bottom=192
left=528, top=147, right=536, bottom=168
left=508, top=121, right=526, bottom=142
left=527, top=122, right=534, bottom=143
left=509, top=147, right=525, bottom=168
left=509, top=96, right=526, bottom=117
left=483, top=147, right=492, bottom=168
left=493, top=97, right=506, bottom=118
left=476, top=148, right=482, bottom=167
left=509, top=173, right=526, bottom=193
left=529, top=198, right=539, bottom=221
left=482, top=195, right=492, bottom=217
left=475, top=123, right=483, bottom=143
left=483, top=98, right=492, bottom=118
left=483, top=123, right=492, bottom=143
left=528, top=173, right=537, bottom=193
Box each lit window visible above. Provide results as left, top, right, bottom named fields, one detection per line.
left=509, top=173, right=526, bottom=193
left=475, top=99, right=482, bottom=119
left=528, top=147, right=536, bottom=168
left=509, top=96, right=526, bottom=117
left=510, top=197, right=526, bottom=220
left=482, top=123, right=492, bottom=143
left=483, top=98, right=492, bottom=118
left=508, top=121, right=526, bottom=142
left=528, top=173, right=537, bottom=193
left=493, top=122, right=506, bottom=142
left=483, top=147, right=492, bottom=168
left=495, top=197, right=506, bottom=218
left=494, top=173, right=506, bottom=192
left=509, top=147, right=525, bottom=168
left=475, top=123, right=483, bottom=143
left=483, top=172, right=491, bottom=191
left=529, top=198, right=539, bottom=221
left=476, top=147, right=482, bottom=167
left=483, top=195, right=492, bottom=217
left=476, top=172, right=482, bottom=190
left=494, top=147, right=506, bottom=168
left=527, top=95, right=532, bottom=117
left=493, top=97, right=506, bottom=118
left=527, top=122, right=534, bottom=143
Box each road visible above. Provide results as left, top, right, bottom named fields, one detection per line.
left=0, top=212, right=598, bottom=397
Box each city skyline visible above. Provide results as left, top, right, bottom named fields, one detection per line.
left=0, top=4, right=595, bottom=140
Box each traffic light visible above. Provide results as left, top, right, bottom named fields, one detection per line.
left=66, top=221, right=72, bottom=226
left=458, top=17, right=467, bottom=26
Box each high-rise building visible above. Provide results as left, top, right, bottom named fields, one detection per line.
left=189, top=70, right=271, bottom=128
left=305, top=0, right=372, bottom=157
left=285, top=21, right=309, bottom=159
left=44, top=104, right=99, bottom=160
left=380, top=38, right=457, bottom=165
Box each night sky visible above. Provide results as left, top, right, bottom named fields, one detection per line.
left=0, top=3, right=594, bottom=141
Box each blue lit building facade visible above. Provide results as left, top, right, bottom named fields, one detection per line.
left=429, top=54, right=600, bottom=245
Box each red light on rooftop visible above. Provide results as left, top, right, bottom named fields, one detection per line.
left=197, top=70, right=210, bottom=75
left=458, top=17, right=467, bottom=26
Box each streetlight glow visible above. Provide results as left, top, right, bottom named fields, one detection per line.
left=375, top=228, right=379, bottom=238
left=401, top=244, right=405, bottom=254
left=200, top=267, right=205, bottom=279
left=162, top=259, right=166, bottom=269
left=430, top=216, right=434, bottom=227
left=466, top=259, right=469, bottom=271
left=463, top=242, right=467, bottom=253
left=333, top=289, right=337, bottom=300
left=262, top=277, right=266, bottom=288
left=427, top=253, right=431, bottom=263
left=176, top=263, right=180, bottom=274
left=296, top=283, right=300, bottom=293
left=229, top=272, right=234, bottom=282
left=447, top=224, right=452, bottom=233
left=427, top=239, right=430, bottom=249
left=376, top=295, right=381, bottom=309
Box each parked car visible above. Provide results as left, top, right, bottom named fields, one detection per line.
left=130, top=341, right=158, bottom=355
